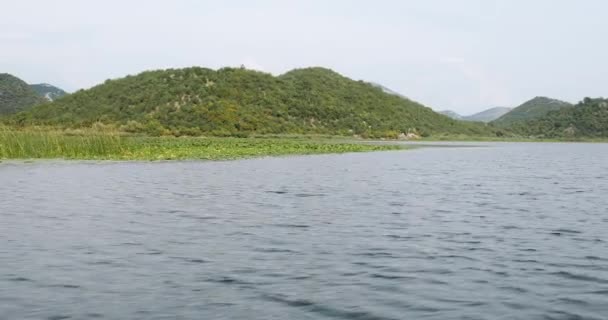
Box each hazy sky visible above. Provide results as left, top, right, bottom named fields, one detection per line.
left=2, top=0, right=606, bottom=114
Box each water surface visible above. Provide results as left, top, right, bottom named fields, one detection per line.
left=1, top=142, right=607, bottom=319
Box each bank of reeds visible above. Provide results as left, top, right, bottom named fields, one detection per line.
left=0, top=127, right=124, bottom=159
left=0, top=127, right=403, bottom=160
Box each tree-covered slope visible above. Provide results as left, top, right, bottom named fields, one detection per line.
left=0, top=73, right=47, bottom=115
left=30, top=83, right=68, bottom=101
left=510, top=98, right=608, bottom=138
left=14, top=67, right=496, bottom=137
left=492, top=97, right=572, bottom=126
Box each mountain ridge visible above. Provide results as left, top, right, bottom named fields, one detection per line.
left=439, top=110, right=462, bottom=120
left=464, top=107, right=511, bottom=122
left=438, top=107, right=511, bottom=122
left=30, top=83, right=68, bottom=101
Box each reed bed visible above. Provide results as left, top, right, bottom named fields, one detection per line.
left=0, top=127, right=403, bottom=160
left=0, top=128, right=124, bottom=159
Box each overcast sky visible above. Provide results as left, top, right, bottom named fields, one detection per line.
left=2, top=0, right=606, bottom=114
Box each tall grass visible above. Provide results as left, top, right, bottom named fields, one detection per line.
left=0, top=127, right=403, bottom=160
left=0, top=127, right=124, bottom=159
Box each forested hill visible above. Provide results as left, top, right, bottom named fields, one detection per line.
left=509, top=98, right=608, bottom=138
left=13, top=67, right=495, bottom=137
left=492, top=97, right=572, bottom=126
left=0, top=73, right=47, bottom=115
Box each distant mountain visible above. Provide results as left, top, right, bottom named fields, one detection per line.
left=369, top=82, right=410, bottom=100
left=30, top=83, right=67, bottom=101
left=14, top=66, right=497, bottom=137
left=437, top=107, right=509, bottom=122
left=463, top=107, right=511, bottom=122
left=510, top=98, right=608, bottom=138
left=493, top=97, right=572, bottom=126
left=439, top=110, right=462, bottom=120
left=0, top=73, right=47, bottom=115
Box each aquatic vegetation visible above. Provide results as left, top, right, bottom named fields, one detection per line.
left=0, top=128, right=124, bottom=159
left=0, top=127, right=403, bottom=160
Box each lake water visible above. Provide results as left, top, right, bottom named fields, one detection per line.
left=1, top=142, right=607, bottom=320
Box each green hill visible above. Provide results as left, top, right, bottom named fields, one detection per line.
left=0, top=73, right=47, bottom=115
left=510, top=98, right=608, bottom=138
left=29, top=83, right=68, bottom=101
left=492, top=97, right=572, bottom=126
left=12, top=67, right=496, bottom=137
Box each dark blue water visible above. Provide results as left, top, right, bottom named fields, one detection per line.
left=1, top=142, right=607, bottom=320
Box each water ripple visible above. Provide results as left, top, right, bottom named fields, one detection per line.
left=261, top=294, right=399, bottom=320
left=2, top=143, right=608, bottom=319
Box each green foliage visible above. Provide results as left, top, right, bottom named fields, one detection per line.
left=492, top=97, right=572, bottom=127
left=10, top=67, right=499, bottom=138
left=0, top=128, right=124, bottom=159
left=0, top=74, right=47, bottom=115
left=507, top=98, right=608, bottom=138
left=0, top=127, right=403, bottom=160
